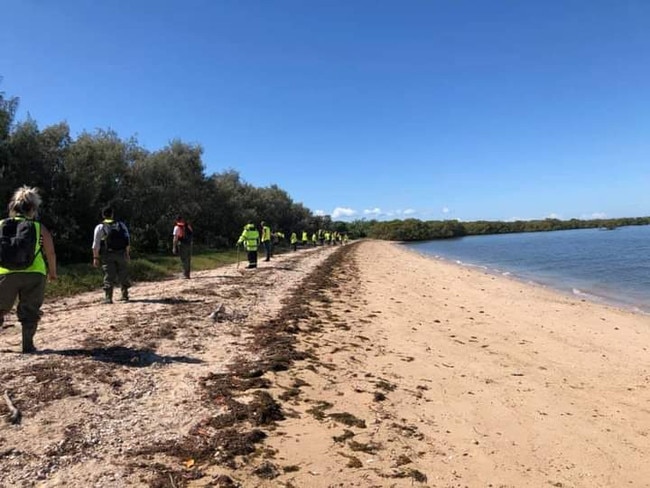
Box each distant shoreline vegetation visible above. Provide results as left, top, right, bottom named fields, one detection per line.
left=360, top=217, right=649, bottom=242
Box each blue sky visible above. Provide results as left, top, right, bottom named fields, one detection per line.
left=2, top=0, right=649, bottom=222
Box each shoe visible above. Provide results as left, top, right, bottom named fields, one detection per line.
left=22, top=344, right=37, bottom=354
left=117, top=295, right=129, bottom=302
left=103, top=297, right=113, bottom=304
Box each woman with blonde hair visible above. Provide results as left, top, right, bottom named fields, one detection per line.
left=0, top=186, right=57, bottom=353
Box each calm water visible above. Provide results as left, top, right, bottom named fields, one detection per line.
left=404, top=225, right=650, bottom=313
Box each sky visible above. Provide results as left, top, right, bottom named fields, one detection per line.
left=1, top=0, right=649, bottom=222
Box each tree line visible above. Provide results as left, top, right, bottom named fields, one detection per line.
left=1, top=88, right=340, bottom=264
left=354, top=216, right=650, bottom=241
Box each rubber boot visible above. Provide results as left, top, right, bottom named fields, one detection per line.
left=118, top=287, right=129, bottom=302
left=22, top=323, right=38, bottom=354
left=103, top=288, right=113, bottom=304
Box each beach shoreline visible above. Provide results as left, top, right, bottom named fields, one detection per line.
left=401, top=241, right=650, bottom=316
left=1, top=239, right=648, bottom=487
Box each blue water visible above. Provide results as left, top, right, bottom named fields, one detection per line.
left=404, top=225, right=650, bottom=313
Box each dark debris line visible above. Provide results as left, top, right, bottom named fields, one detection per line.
left=140, top=243, right=362, bottom=487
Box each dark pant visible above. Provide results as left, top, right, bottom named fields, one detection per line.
left=0, top=272, right=46, bottom=352
left=246, top=250, right=258, bottom=268
left=262, top=240, right=272, bottom=261
left=179, top=242, right=192, bottom=277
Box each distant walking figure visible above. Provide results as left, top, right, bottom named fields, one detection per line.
left=238, top=223, right=260, bottom=269
left=92, top=206, right=131, bottom=303
left=173, top=216, right=193, bottom=279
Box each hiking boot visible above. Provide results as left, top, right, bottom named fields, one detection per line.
left=118, top=288, right=129, bottom=302
left=22, top=324, right=37, bottom=353
left=103, top=289, right=113, bottom=304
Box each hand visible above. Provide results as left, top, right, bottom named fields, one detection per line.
left=173, top=247, right=178, bottom=255
left=47, top=271, right=58, bottom=281
left=92, top=257, right=100, bottom=268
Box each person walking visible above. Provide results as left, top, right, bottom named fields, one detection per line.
left=290, top=231, right=298, bottom=252
left=260, top=221, right=272, bottom=262
left=0, top=186, right=57, bottom=353
left=92, top=206, right=131, bottom=303
left=237, top=223, right=260, bottom=269
left=172, top=215, right=193, bottom=279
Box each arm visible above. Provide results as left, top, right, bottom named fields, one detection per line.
left=123, top=223, right=131, bottom=261
left=41, top=225, right=57, bottom=281
left=92, top=224, right=103, bottom=267
left=172, top=226, right=179, bottom=254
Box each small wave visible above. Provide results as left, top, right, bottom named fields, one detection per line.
left=455, top=260, right=488, bottom=270
left=572, top=288, right=604, bottom=303
left=502, top=271, right=511, bottom=276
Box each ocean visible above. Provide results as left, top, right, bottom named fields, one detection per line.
left=403, top=225, right=650, bottom=313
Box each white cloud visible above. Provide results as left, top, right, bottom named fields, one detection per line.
left=582, top=212, right=607, bottom=219
left=314, top=209, right=326, bottom=216
left=403, top=208, right=415, bottom=215
left=363, top=207, right=382, bottom=215
left=442, top=206, right=449, bottom=214
left=547, top=212, right=562, bottom=219
left=332, top=207, right=357, bottom=219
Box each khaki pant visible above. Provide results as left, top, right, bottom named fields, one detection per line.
left=101, top=251, right=130, bottom=292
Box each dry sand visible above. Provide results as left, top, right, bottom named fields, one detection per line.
left=1, top=240, right=649, bottom=487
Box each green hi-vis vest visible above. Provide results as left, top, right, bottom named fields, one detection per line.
left=0, top=218, right=46, bottom=275
left=239, top=228, right=259, bottom=251
left=290, top=233, right=298, bottom=244
left=262, top=225, right=271, bottom=242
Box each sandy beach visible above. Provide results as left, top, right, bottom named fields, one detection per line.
left=1, top=240, right=649, bottom=487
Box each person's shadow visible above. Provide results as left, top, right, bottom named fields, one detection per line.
left=33, top=345, right=203, bottom=367
left=126, top=297, right=203, bottom=304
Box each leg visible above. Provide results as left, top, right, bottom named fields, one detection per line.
left=264, top=241, right=271, bottom=261
left=115, top=253, right=131, bottom=300
left=180, top=243, right=191, bottom=278
left=16, top=274, right=46, bottom=353
left=0, top=274, right=20, bottom=329
left=102, top=254, right=118, bottom=303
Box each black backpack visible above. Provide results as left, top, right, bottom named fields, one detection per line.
left=0, top=218, right=39, bottom=269
left=103, top=221, right=129, bottom=251
left=181, top=224, right=193, bottom=243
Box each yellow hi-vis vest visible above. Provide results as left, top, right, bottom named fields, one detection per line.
left=238, top=227, right=259, bottom=251
left=0, top=218, right=46, bottom=275
left=262, top=225, right=271, bottom=242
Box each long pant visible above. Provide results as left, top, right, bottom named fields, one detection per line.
left=246, top=250, right=258, bottom=268
left=262, top=240, right=272, bottom=261
left=101, top=251, right=130, bottom=294
left=179, top=242, right=192, bottom=278
left=0, top=272, right=46, bottom=351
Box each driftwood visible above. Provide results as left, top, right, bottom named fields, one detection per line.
left=3, top=390, right=21, bottom=424
left=208, top=303, right=226, bottom=321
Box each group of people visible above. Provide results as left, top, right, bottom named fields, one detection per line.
left=0, top=185, right=349, bottom=353
left=237, top=222, right=349, bottom=267
left=0, top=186, right=195, bottom=353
